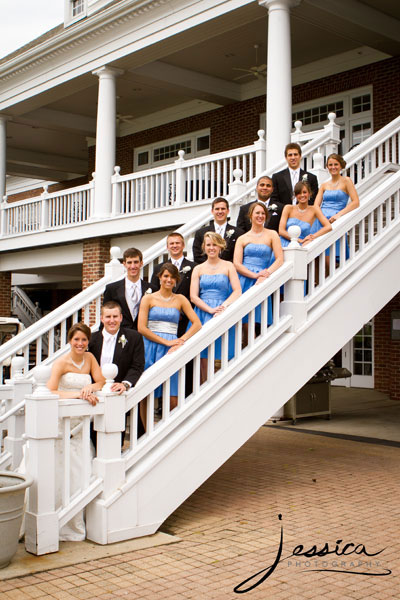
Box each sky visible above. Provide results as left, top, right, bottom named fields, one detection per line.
left=0, top=0, right=64, bottom=59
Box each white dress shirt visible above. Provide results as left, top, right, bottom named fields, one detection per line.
left=289, top=168, right=300, bottom=204
left=171, top=256, right=184, bottom=270
left=215, top=222, right=227, bottom=238
left=101, top=330, right=118, bottom=366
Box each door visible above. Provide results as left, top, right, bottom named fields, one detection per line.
left=332, top=321, right=374, bottom=388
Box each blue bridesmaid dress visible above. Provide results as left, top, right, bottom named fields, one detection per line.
left=311, top=189, right=350, bottom=259
left=280, top=217, right=311, bottom=247
left=238, top=243, right=273, bottom=325
left=144, top=306, right=180, bottom=396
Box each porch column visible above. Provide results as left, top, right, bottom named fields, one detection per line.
left=0, top=116, right=8, bottom=201
left=92, top=66, right=123, bottom=218
left=259, top=0, right=300, bottom=170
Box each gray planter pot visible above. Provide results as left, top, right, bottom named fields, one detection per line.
left=0, top=471, right=33, bottom=569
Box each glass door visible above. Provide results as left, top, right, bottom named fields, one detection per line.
left=332, top=321, right=374, bottom=389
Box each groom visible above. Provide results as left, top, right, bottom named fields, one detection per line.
left=89, top=301, right=145, bottom=440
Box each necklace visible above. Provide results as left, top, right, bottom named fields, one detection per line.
left=297, top=206, right=308, bottom=213
left=330, top=178, right=341, bottom=189
left=159, top=293, right=173, bottom=302
left=71, top=357, right=85, bottom=370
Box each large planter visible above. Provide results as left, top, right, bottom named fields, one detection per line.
left=0, top=471, right=33, bottom=568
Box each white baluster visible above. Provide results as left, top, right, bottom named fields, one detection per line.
left=174, top=150, right=186, bottom=206
left=254, top=129, right=266, bottom=176
left=323, top=113, right=340, bottom=156
left=25, top=365, right=59, bottom=555
left=111, top=166, right=122, bottom=216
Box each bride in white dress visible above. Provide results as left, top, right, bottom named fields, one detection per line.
left=46, top=322, right=105, bottom=541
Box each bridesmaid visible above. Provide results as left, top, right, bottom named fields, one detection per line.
left=312, top=153, right=359, bottom=260
left=234, top=202, right=283, bottom=327
left=190, top=232, right=241, bottom=383
left=279, top=181, right=331, bottom=247
left=138, top=263, right=201, bottom=410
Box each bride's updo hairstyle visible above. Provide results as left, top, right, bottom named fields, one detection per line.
left=67, top=322, right=91, bottom=342
left=157, top=262, right=181, bottom=284
left=327, top=153, right=347, bottom=169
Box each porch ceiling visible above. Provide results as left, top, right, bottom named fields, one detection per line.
left=3, top=0, right=400, bottom=183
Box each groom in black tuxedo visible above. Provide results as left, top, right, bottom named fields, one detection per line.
left=103, top=247, right=155, bottom=330
left=236, top=176, right=283, bottom=233
left=89, top=301, right=145, bottom=440
left=193, top=197, right=243, bottom=263
left=270, top=142, right=318, bottom=206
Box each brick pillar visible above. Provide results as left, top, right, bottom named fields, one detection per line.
left=374, top=292, right=400, bottom=401
left=0, top=271, right=11, bottom=317
left=82, top=238, right=110, bottom=325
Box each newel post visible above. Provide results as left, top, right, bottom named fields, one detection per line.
left=111, top=166, right=122, bottom=216
left=310, top=152, right=329, bottom=185
left=323, top=113, right=340, bottom=157
left=104, top=246, right=126, bottom=281
left=86, top=364, right=126, bottom=544
left=280, top=226, right=308, bottom=330
left=254, top=129, right=266, bottom=176
left=228, top=169, right=247, bottom=223
left=24, top=366, right=60, bottom=555
left=40, top=184, right=49, bottom=230
left=174, top=150, right=186, bottom=206
left=0, top=196, right=7, bottom=236
left=4, top=357, right=33, bottom=469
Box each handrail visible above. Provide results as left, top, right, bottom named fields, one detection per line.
left=344, top=116, right=400, bottom=168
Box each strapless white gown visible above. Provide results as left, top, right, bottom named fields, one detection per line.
left=57, top=372, right=93, bottom=541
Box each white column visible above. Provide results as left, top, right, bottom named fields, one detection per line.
left=92, top=66, right=123, bottom=218
left=259, top=0, right=300, bottom=170
left=0, top=116, right=8, bottom=201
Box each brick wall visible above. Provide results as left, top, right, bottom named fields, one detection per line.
left=374, top=292, right=400, bottom=401
left=0, top=272, right=11, bottom=317
left=82, top=238, right=110, bottom=324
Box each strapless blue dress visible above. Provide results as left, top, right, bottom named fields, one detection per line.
left=144, top=306, right=180, bottom=396
left=311, top=189, right=350, bottom=259
left=238, top=243, right=273, bottom=324
left=194, top=274, right=235, bottom=360
left=280, top=218, right=311, bottom=247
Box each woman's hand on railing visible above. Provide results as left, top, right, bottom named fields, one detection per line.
left=166, top=338, right=185, bottom=354
left=79, top=385, right=99, bottom=405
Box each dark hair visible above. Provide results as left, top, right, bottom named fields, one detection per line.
left=285, top=142, right=302, bottom=157
left=248, top=201, right=270, bottom=225
left=101, top=301, right=122, bottom=314
left=166, top=232, right=184, bottom=242
left=158, top=262, right=181, bottom=284
left=294, top=181, right=311, bottom=196
left=123, top=247, right=143, bottom=262
left=327, top=153, right=347, bottom=169
left=211, top=197, right=229, bottom=209
left=256, top=175, right=272, bottom=186
left=67, top=322, right=91, bottom=342
left=201, top=231, right=226, bottom=252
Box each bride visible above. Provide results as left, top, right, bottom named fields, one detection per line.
left=46, top=322, right=105, bottom=541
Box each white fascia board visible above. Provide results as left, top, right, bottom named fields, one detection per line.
left=0, top=202, right=211, bottom=256
left=0, top=243, right=83, bottom=272
left=0, top=0, right=254, bottom=111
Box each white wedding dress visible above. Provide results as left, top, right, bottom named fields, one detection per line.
left=57, top=372, right=93, bottom=541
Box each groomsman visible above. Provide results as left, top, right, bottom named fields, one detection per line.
left=103, top=247, right=155, bottom=330
left=89, top=301, right=145, bottom=440
left=150, top=232, right=195, bottom=337
left=193, top=197, right=244, bottom=263
left=270, top=142, right=318, bottom=205
left=236, top=176, right=283, bottom=232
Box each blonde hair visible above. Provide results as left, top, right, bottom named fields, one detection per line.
left=201, top=231, right=226, bottom=252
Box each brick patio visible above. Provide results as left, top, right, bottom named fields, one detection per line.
left=1, top=426, right=399, bottom=599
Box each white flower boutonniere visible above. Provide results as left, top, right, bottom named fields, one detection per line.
left=145, top=287, right=153, bottom=294
left=268, top=204, right=278, bottom=212
left=182, top=266, right=191, bottom=273
left=118, top=334, right=128, bottom=348
left=226, top=229, right=235, bottom=238
left=302, top=174, right=308, bottom=182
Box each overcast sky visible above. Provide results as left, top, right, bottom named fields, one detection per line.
left=0, top=0, right=64, bottom=59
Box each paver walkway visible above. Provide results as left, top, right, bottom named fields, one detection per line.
left=1, top=426, right=399, bottom=599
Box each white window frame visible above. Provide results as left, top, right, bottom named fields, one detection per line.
left=64, top=0, right=87, bottom=26
left=134, top=129, right=211, bottom=172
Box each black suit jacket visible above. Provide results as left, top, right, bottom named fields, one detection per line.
left=270, top=168, right=318, bottom=206
left=103, top=278, right=155, bottom=330
left=192, top=221, right=244, bottom=263
left=89, top=327, right=144, bottom=388
left=150, top=257, right=195, bottom=337
left=236, top=200, right=284, bottom=233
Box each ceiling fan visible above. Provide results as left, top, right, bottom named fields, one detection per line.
left=116, top=113, right=134, bottom=123
left=233, top=44, right=267, bottom=81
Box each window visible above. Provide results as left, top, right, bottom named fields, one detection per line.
left=352, top=94, right=371, bottom=114
left=292, top=101, right=344, bottom=126
left=72, top=0, right=85, bottom=17
left=134, top=130, right=210, bottom=171
left=64, top=0, right=86, bottom=25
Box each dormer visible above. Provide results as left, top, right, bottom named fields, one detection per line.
left=64, top=0, right=87, bottom=26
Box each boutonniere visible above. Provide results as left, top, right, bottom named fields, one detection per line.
left=145, top=287, right=153, bottom=294
left=268, top=204, right=278, bottom=212
left=181, top=266, right=191, bottom=273
left=226, top=229, right=235, bottom=238
left=118, top=334, right=128, bottom=348
left=302, top=174, right=308, bottom=182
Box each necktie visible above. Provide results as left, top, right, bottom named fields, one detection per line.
left=131, top=284, right=139, bottom=320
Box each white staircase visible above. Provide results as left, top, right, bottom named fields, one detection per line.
left=0, top=115, right=399, bottom=554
